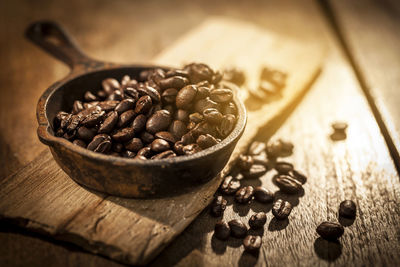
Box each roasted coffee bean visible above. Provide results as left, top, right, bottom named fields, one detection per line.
left=112, top=143, right=124, bottom=153
left=339, top=200, right=356, bottom=218
left=150, top=139, right=170, bottom=153
left=210, top=88, right=233, bottom=103
left=122, top=150, right=136, bottom=158
left=72, top=100, right=84, bottom=114
left=94, top=140, right=112, bottom=153
left=98, top=100, right=120, bottom=112
left=330, top=131, right=347, bottom=141
left=272, top=199, right=292, bottom=220
left=252, top=154, right=271, bottom=167
left=151, top=150, right=176, bottom=159
left=237, top=155, right=254, bottom=171
left=203, top=108, right=223, bottom=124
left=131, top=114, right=147, bottom=133
left=210, top=195, right=227, bottom=217
left=124, top=87, right=139, bottom=100
left=279, top=139, right=294, bottom=155
left=195, top=86, right=211, bottom=100
left=73, top=139, right=86, bottom=148
left=214, top=220, right=231, bottom=240
left=218, top=114, right=236, bottom=137
left=194, top=97, right=219, bottom=113
left=124, top=138, right=143, bottom=152
left=102, top=78, right=120, bottom=94
left=191, top=121, right=217, bottom=139
left=159, top=76, right=189, bottom=90
left=81, top=111, right=105, bottom=127
left=117, top=110, right=135, bottom=128
left=196, top=134, right=218, bottom=149
left=242, top=164, right=267, bottom=179
left=137, top=85, right=161, bottom=103
left=169, top=120, right=188, bottom=139
left=266, top=140, right=282, bottom=159
left=97, top=90, right=107, bottom=99
left=140, top=131, right=155, bottom=144
left=111, top=128, right=135, bottom=142
left=254, top=186, right=274, bottom=203
left=332, top=122, right=348, bottom=132
left=121, top=75, right=131, bottom=86
left=87, top=134, right=111, bottom=152
left=137, top=146, right=152, bottom=158
left=155, top=131, right=176, bottom=144
left=274, top=161, right=294, bottom=174
left=274, top=174, right=303, bottom=194
left=83, top=101, right=100, bottom=110
left=98, top=111, right=118, bottom=134
left=176, top=85, right=197, bottom=109
left=290, top=169, right=307, bottom=184
left=174, top=109, right=189, bottom=122
left=219, top=175, right=241, bottom=195
left=66, top=115, right=81, bottom=132
left=54, top=111, right=70, bottom=129
left=84, top=91, right=98, bottom=102
left=135, top=95, right=152, bottom=114
left=173, top=141, right=185, bottom=155
left=115, top=99, right=135, bottom=114
left=76, top=126, right=96, bottom=141
left=162, top=88, right=178, bottom=104
left=316, top=222, right=344, bottom=240
left=189, top=112, right=203, bottom=123
left=248, top=141, right=266, bottom=156
left=107, top=90, right=123, bottom=101
left=249, top=212, right=267, bottom=229
left=222, top=101, right=237, bottom=115
left=185, top=63, right=214, bottom=83
left=146, top=110, right=172, bottom=134
left=235, top=186, right=254, bottom=204
left=182, top=143, right=201, bottom=155
left=63, top=130, right=77, bottom=140
left=243, top=235, right=262, bottom=253
left=228, top=219, right=247, bottom=238
left=165, top=69, right=189, bottom=78
left=187, top=121, right=197, bottom=131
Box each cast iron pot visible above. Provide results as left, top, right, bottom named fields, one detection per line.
left=27, top=21, right=247, bottom=198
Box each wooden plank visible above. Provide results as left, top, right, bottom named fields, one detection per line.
left=323, top=0, right=400, bottom=168
left=0, top=18, right=322, bottom=266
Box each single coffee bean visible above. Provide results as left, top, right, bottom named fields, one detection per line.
left=117, top=110, right=135, bottom=128
left=162, top=88, right=178, bottom=104
left=124, top=87, right=139, bottom=100
left=189, top=113, right=203, bottom=123
left=191, top=121, right=217, bottom=139
left=185, top=63, right=214, bottom=83
left=87, top=134, right=111, bottom=151
left=254, top=186, right=274, bottom=203
left=203, top=108, right=223, bottom=124
left=84, top=91, right=98, bottom=102
left=131, top=114, right=147, bottom=133
left=111, top=127, right=135, bottom=142
left=102, top=78, right=120, bottom=94
left=196, top=134, right=218, bottom=149
left=66, top=115, right=81, bottom=133
left=137, top=146, right=152, bottom=158
left=219, top=175, right=241, bottom=195
left=252, top=154, right=271, bottom=167
left=135, top=95, right=152, bottom=114
left=237, top=154, right=254, bottom=171
left=274, top=174, right=303, bottom=194
left=77, top=126, right=96, bottom=141
left=248, top=141, right=266, bottom=156
left=140, top=131, right=155, bottom=144
left=169, top=120, right=188, bottom=139
left=228, top=219, right=247, bottom=238
left=83, top=101, right=100, bottom=110
left=182, top=143, right=202, bottom=155
left=274, top=161, right=294, bottom=174
left=72, top=100, right=84, bottom=114
left=222, top=101, right=237, bottom=115
left=176, top=85, right=198, bottom=109
left=181, top=132, right=195, bottom=145
left=107, top=90, right=123, bottom=101
left=97, top=90, right=107, bottom=100
left=94, top=140, right=112, bottom=153
left=81, top=110, right=105, bottom=127
left=279, top=139, right=294, bottom=156
left=194, top=97, right=219, bottom=114
left=332, top=122, right=348, bottom=132
left=150, top=139, right=170, bottom=153
left=137, top=85, right=161, bottom=103
left=146, top=110, right=172, bottom=134
left=330, top=131, right=347, bottom=141
left=54, top=111, right=70, bottom=129
left=195, top=86, right=211, bottom=100
left=165, top=69, right=189, bottom=78
left=174, top=109, right=189, bottom=122
left=272, top=199, right=292, bottom=220
left=243, top=235, right=262, bottom=253
left=218, top=114, right=236, bottom=137
left=316, top=222, right=344, bottom=240
left=249, top=212, right=267, bottom=229
left=98, top=100, right=120, bottom=112
left=151, top=150, right=176, bottom=159
left=114, top=99, right=135, bottom=114
left=242, top=164, right=267, bottom=179
left=121, top=75, right=131, bottom=86
left=122, top=150, right=136, bottom=158
left=98, top=111, right=119, bottom=134
left=235, top=186, right=254, bottom=204
left=173, top=141, right=185, bottom=155
left=72, top=139, right=86, bottom=148
left=339, top=200, right=356, bottom=218
left=290, top=169, right=307, bottom=184
left=210, top=195, right=227, bottom=217
left=159, top=76, right=189, bottom=90
left=210, top=88, right=233, bottom=103
left=124, top=138, right=143, bottom=152
left=266, top=140, right=282, bottom=159
left=214, top=220, right=231, bottom=240
left=155, top=131, right=176, bottom=144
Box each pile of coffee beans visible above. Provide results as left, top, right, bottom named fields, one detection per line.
left=53, top=63, right=239, bottom=159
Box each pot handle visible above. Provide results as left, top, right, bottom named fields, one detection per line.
left=25, top=20, right=100, bottom=70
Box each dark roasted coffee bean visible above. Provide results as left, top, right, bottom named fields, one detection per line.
left=316, top=222, right=344, bottom=240
left=131, top=114, right=147, bottom=133
left=98, top=100, right=120, bottom=112
left=252, top=154, right=271, bottom=167
left=290, top=169, right=307, bottom=184
left=214, top=220, right=231, bottom=240
left=274, top=161, right=294, bottom=174
left=102, top=78, right=120, bottom=94
left=182, top=143, right=201, bottom=155
left=272, top=199, right=292, bottom=220
left=135, top=95, right=152, bottom=114
left=162, top=88, right=178, bottom=104
left=84, top=91, right=98, bottom=102
left=73, top=139, right=86, bottom=148
left=117, top=110, right=135, bottom=128
left=218, top=114, right=236, bottom=137
left=187, top=121, right=197, bottom=131
left=77, top=126, right=96, bottom=141
left=137, top=146, right=152, bottom=158
left=151, top=150, right=176, bottom=159
left=332, top=122, right=348, bottom=132
left=254, top=186, right=274, bottom=203
left=228, top=219, right=247, bottom=238
left=194, top=97, right=219, bottom=113
left=176, top=85, right=197, bottom=109
left=87, top=134, right=111, bottom=152
left=248, top=141, right=266, bottom=156
left=124, top=87, right=139, bottom=100
left=235, top=186, right=254, bottom=204
left=107, top=90, right=123, bottom=101
left=159, top=76, right=189, bottom=90
left=140, top=131, right=154, bottom=144
left=191, top=121, right=217, bottom=139
left=339, top=200, right=356, bottom=218
left=83, top=101, right=100, bottom=110
left=98, top=111, right=118, bottom=134
left=94, top=140, right=112, bottom=153
left=165, top=69, right=189, bottom=78
left=97, top=90, right=107, bottom=99
left=210, top=196, right=227, bottom=217
left=63, top=130, right=76, bottom=140
left=115, top=99, right=135, bottom=114
left=138, top=85, right=161, bottom=103
left=66, top=115, right=81, bottom=132
left=174, top=109, right=189, bottom=122
left=189, top=112, right=203, bottom=123
left=237, top=154, right=254, bottom=171
left=243, top=235, right=262, bottom=253
left=112, top=143, right=124, bottom=153
left=222, top=101, right=237, bottom=115
left=146, top=110, right=172, bottom=134
left=274, top=174, right=303, bottom=194
left=219, top=175, right=241, bottom=195
left=195, top=86, right=211, bottom=100
left=155, top=131, right=176, bottom=144
left=173, top=141, right=185, bottom=155
left=203, top=108, right=223, bottom=124
left=150, top=139, right=170, bottom=153
left=196, top=134, right=218, bottom=149
left=111, top=128, right=135, bottom=142
left=249, top=212, right=267, bottom=229
left=124, top=138, right=143, bottom=152
left=210, top=88, right=233, bottom=103
left=242, top=164, right=267, bottom=179
left=185, top=63, right=214, bottom=83
left=121, top=75, right=131, bottom=86
left=81, top=110, right=105, bottom=127
left=72, top=100, right=84, bottom=114
left=169, top=120, right=188, bottom=139
left=54, top=111, right=70, bottom=129
left=121, top=150, right=136, bottom=158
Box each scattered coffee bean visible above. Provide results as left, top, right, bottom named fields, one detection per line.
left=339, top=200, right=356, bottom=219
left=272, top=199, right=292, bottom=220
left=237, top=155, right=254, bottom=171
left=254, top=186, right=274, bottom=203
left=243, top=235, right=262, bottom=253
left=316, top=222, right=344, bottom=240
left=249, top=212, right=267, bottom=229
left=228, top=219, right=247, bottom=238
left=210, top=196, right=227, bottom=217
left=242, top=164, right=267, bottom=179
left=274, top=174, right=303, bottom=194
left=219, top=175, right=241, bottom=195
left=290, top=169, right=307, bottom=184
left=214, top=220, right=231, bottom=240
left=274, top=161, right=294, bottom=174
left=331, top=122, right=348, bottom=132
left=248, top=141, right=266, bottom=156
left=235, top=186, right=254, bottom=204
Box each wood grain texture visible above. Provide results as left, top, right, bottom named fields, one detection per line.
left=0, top=18, right=322, bottom=266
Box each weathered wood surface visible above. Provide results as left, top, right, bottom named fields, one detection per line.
left=0, top=18, right=322, bottom=266
left=325, top=0, right=400, bottom=168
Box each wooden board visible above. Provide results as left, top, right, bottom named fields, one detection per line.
left=0, top=18, right=322, bottom=266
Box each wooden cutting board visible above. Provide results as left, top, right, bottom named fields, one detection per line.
left=0, top=17, right=323, bottom=265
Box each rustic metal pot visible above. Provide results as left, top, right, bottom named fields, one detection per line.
left=27, top=21, right=247, bottom=198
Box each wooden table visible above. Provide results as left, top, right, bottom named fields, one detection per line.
left=1, top=0, right=399, bottom=266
